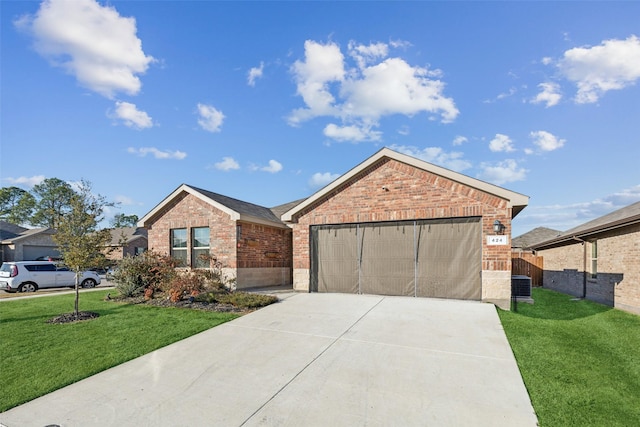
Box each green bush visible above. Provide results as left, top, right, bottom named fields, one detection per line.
left=111, top=251, right=178, bottom=297
left=197, top=291, right=278, bottom=309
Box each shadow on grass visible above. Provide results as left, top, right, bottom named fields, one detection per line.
left=507, top=288, right=612, bottom=321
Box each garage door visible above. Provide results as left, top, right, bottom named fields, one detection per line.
left=23, top=245, right=61, bottom=261
left=310, top=217, right=481, bottom=300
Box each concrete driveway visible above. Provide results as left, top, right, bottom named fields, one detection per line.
left=0, top=293, right=537, bottom=426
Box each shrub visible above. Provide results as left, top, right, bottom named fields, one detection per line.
left=112, top=251, right=178, bottom=297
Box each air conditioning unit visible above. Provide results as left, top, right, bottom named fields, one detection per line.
left=511, top=275, right=532, bottom=298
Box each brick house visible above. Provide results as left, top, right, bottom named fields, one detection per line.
left=139, top=148, right=529, bottom=308
left=281, top=148, right=529, bottom=309
left=104, top=227, right=148, bottom=262
left=0, top=220, right=59, bottom=262
left=138, top=185, right=293, bottom=289
left=532, top=201, right=640, bottom=314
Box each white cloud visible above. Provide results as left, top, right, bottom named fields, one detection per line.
left=348, top=41, right=389, bottom=69
left=214, top=157, right=240, bottom=171
left=3, top=175, right=46, bottom=188
left=558, top=35, right=640, bottom=104
left=452, top=135, right=468, bottom=146
left=309, top=172, right=340, bottom=188
left=389, top=144, right=472, bottom=172
left=197, top=103, right=225, bottom=133
left=127, top=147, right=186, bottom=160
left=260, top=160, right=283, bottom=173
left=531, top=82, right=562, bottom=107
left=14, top=0, right=154, bottom=99
left=478, top=159, right=527, bottom=185
left=247, top=61, right=264, bottom=86
left=530, top=130, right=566, bottom=152
left=489, top=134, right=515, bottom=152
left=113, top=101, right=153, bottom=129
left=288, top=39, right=458, bottom=142
left=323, top=123, right=382, bottom=142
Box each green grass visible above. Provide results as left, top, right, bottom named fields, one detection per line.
left=498, top=288, right=640, bottom=426
left=0, top=290, right=238, bottom=412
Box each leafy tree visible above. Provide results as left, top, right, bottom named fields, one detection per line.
left=53, top=180, right=114, bottom=318
left=31, top=178, right=77, bottom=229
left=111, top=213, right=139, bottom=228
left=0, top=187, right=36, bottom=225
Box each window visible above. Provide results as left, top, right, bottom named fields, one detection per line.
left=192, top=227, right=210, bottom=268
left=171, top=228, right=187, bottom=266
left=590, top=240, right=598, bottom=279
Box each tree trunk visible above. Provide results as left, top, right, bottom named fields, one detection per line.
left=75, top=271, right=80, bottom=319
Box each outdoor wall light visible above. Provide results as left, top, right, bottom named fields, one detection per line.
left=381, top=186, right=389, bottom=191
left=493, top=220, right=505, bottom=234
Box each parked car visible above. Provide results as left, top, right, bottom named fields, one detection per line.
left=35, top=256, right=63, bottom=262
left=0, top=261, right=101, bottom=293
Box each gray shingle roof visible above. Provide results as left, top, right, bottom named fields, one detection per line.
left=533, top=201, right=640, bottom=249
left=512, top=227, right=562, bottom=249
left=186, top=185, right=285, bottom=224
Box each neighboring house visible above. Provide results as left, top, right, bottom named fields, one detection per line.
left=0, top=220, right=59, bottom=262
left=532, top=201, right=640, bottom=314
left=140, top=148, right=529, bottom=309
left=138, top=185, right=293, bottom=289
left=512, top=227, right=561, bottom=253
left=104, top=227, right=148, bottom=262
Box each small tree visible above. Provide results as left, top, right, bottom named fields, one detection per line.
left=53, top=180, right=114, bottom=319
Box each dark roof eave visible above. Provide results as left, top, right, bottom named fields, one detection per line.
left=533, top=215, right=640, bottom=250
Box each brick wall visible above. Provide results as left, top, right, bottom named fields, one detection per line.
left=538, top=223, right=640, bottom=314
left=146, top=193, right=237, bottom=268
left=289, top=158, right=513, bottom=300
left=145, top=192, right=293, bottom=287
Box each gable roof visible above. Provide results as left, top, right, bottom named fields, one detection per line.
left=532, top=201, right=640, bottom=249
left=512, top=227, right=562, bottom=250
left=138, top=184, right=289, bottom=229
left=282, top=147, right=529, bottom=222
left=0, top=221, right=54, bottom=244
left=107, top=227, right=148, bottom=246
left=0, top=221, right=28, bottom=241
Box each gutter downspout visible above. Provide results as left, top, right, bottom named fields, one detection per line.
left=572, top=236, right=587, bottom=298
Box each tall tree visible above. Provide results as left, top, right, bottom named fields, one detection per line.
left=31, top=178, right=76, bottom=229
left=53, top=180, right=114, bottom=318
left=0, top=186, right=36, bottom=225
left=111, top=213, right=139, bottom=228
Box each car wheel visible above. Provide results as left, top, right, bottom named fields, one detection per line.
left=18, top=282, right=37, bottom=292
left=81, top=279, right=97, bottom=288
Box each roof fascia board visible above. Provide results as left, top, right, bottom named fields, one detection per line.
left=238, top=215, right=292, bottom=230
left=533, top=216, right=640, bottom=250
left=282, top=147, right=529, bottom=221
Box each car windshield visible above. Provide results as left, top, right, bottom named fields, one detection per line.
left=0, top=264, right=12, bottom=273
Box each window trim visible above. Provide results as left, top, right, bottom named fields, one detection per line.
left=589, top=240, right=598, bottom=280
left=170, top=228, right=188, bottom=266
left=191, top=227, right=211, bottom=269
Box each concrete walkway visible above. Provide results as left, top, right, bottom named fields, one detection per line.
left=0, top=293, right=538, bottom=426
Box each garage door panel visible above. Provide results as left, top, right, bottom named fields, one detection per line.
left=360, top=223, right=414, bottom=296
left=312, top=225, right=359, bottom=294
left=416, top=218, right=481, bottom=300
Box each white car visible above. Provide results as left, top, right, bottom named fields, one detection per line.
left=0, top=261, right=101, bottom=293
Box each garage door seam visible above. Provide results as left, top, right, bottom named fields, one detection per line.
left=239, top=296, right=386, bottom=426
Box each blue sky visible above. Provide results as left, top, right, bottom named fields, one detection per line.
left=1, top=0, right=639, bottom=237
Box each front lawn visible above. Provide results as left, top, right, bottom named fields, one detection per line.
left=0, top=290, right=238, bottom=412
left=498, top=288, right=640, bottom=426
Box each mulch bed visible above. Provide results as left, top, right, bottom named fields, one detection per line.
left=47, top=311, right=100, bottom=324
left=114, top=294, right=249, bottom=313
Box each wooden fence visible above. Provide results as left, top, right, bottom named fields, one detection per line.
left=512, top=252, right=544, bottom=287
